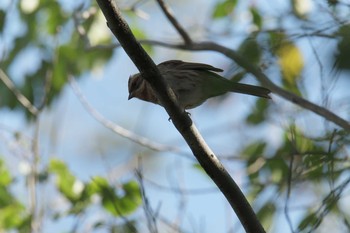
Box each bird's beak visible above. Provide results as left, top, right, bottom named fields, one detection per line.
left=128, top=92, right=134, bottom=100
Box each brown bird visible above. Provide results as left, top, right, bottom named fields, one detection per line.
left=128, top=60, right=271, bottom=109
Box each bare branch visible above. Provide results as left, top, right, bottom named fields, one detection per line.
left=36, top=70, right=52, bottom=111
left=71, top=0, right=349, bottom=131
left=71, top=27, right=350, bottom=131
left=144, top=176, right=218, bottom=195
left=136, top=40, right=350, bottom=131
left=95, top=0, right=265, bottom=232
left=68, top=75, right=184, bottom=154
left=136, top=164, right=159, bottom=233
left=155, top=0, right=192, bottom=44
left=0, top=69, right=38, bottom=115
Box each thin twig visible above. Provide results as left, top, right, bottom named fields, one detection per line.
left=284, top=127, right=297, bottom=233
left=145, top=176, right=218, bottom=195
left=135, top=40, right=350, bottom=131
left=36, top=70, right=52, bottom=111
left=155, top=0, right=192, bottom=44
left=135, top=162, right=159, bottom=233
left=0, top=69, right=38, bottom=115
left=96, top=1, right=266, bottom=232
left=68, top=75, right=186, bottom=154
left=71, top=40, right=350, bottom=131
left=305, top=176, right=350, bottom=232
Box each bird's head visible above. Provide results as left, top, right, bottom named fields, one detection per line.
left=128, top=73, right=143, bottom=100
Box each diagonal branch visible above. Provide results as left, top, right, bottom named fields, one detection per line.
left=72, top=6, right=349, bottom=131
left=137, top=40, right=350, bottom=131
left=71, top=20, right=350, bottom=131
left=155, top=0, right=192, bottom=44
left=95, top=0, right=265, bottom=232
left=0, top=69, right=38, bottom=115
left=68, top=75, right=186, bottom=154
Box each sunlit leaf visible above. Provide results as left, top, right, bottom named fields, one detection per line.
left=49, top=159, right=80, bottom=202
left=270, top=32, right=304, bottom=94
left=45, top=1, right=69, bottom=35
left=212, top=0, right=237, bottom=19
left=86, top=11, right=111, bottom=46
left=0, top=160, right=28, bottom=231
left=131, top=24, right=153, bottom=54
left=291, top=0, right=312, bottom=19
left=0, top=204, right=26, bottom=230
left=277, top=43, right=303, bottom=92
left=257, top=202, right=276, bottom=230
left=193, top=163, right=206, bottom=174
left=91, top=177, right=142, bottom=217
left=0, top=159, right=12, bottom=186
left=246, top=184, right=264, bottom=203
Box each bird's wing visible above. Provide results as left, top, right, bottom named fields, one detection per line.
left=158, top=60, right=223, bottom=72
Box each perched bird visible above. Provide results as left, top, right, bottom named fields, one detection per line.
left=128, top=60, right=271, bottom=109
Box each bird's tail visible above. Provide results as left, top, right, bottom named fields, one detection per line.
left=230, top=82, right=271, bottom=99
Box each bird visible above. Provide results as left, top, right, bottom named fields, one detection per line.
left=128, top=60, right=271, bottom=110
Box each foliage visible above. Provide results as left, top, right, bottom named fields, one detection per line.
left=1, top=0, right=350, bottom=232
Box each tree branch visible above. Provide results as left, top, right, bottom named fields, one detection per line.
left=95, top=0, right=265, bottom=232
left=72, top=9, right=349, bottom=131
left=0, top=69, right=38, bottom=115
left=137, top=40, right=350, bottom=131
left=155, top=0, right=192, bottom=44
left=73, top=25, right=350, bottom=131
left=68, top=75, right=186, bottom=154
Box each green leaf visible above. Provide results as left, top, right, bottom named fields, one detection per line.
left=250, top=7, right=262, bottom=29
left=193, top=163, right=206, bottom=174
left=277, top=42, right=304, bottom=91
left=264, top=157, right=289, bottom=184
left=298, top=212, right=319, bottom=231
left=0, top=187, right=15, bottom=208
left=212, top=0, right=238, bottom=19
left=91, top=177, right=142, bottom=217
left=246, top=185, right=264, bottom=203
left=242, top=142, right=267, bottom=182
left=269, top=32, right=304, bottom=94
left=49, top=159, right=81, bottom=202
left=238, top=35, right=262, bottom=65
left=0, top=204, right=26, bottom=230
left=110, top=221, right=137, bottom=233
left=0, top=159, right=12, bottom=186
left=131, top=25, right=153, bottom=54
left=242, top=141, right=266, bottom=160
left=0, top=158, right=27, bottom=231
left=246, top=98, right=269, bottom=125
left=0, top=10, right=5, bottom=33
left=257, top=202, right=276, bottom=230
left=327, top=0, right=339, bottom=6
left=45, top=1, right=69, bottom=35
left=333, top=24, right=350, bottom=71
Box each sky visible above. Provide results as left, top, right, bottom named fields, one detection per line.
left=1, top=0, right=350, bottom=232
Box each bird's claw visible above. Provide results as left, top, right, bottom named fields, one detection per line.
left=167, top=111, right=191, bottom=122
